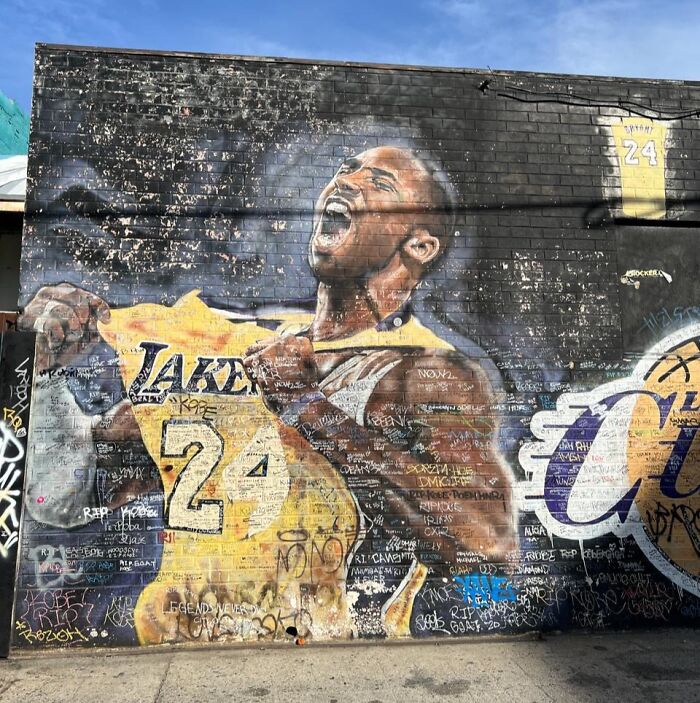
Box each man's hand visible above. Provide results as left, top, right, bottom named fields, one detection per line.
left=243, top=335, right=321, bottom=415
left=19, top=283, right=111, bottom=369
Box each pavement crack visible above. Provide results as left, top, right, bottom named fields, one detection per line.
left=0, top=679, right=19, bottom=697
left=153, top=656, right=173, bottom=703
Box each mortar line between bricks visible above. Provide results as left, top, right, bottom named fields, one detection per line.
left=152, top=655, right=173, bottom=703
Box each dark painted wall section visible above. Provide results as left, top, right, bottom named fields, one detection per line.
left=0, top=212, right=23, bottom=313
left=0, top=331, right=34, bottom=656
left=11, top=45, right=700, bottom=649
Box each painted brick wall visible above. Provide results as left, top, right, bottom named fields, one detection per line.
left=10, top=44, right=700, bottom=650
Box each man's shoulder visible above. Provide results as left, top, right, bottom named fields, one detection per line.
left=371, top=347, right=496, bottom=406
left=381, top=347, right=491, bottom=377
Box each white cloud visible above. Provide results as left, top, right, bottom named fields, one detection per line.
left=420, top=0, right=700, bottom=79
left=552, top=0, right=700, bottom=80
left=2, top=0, right=126, bottom=44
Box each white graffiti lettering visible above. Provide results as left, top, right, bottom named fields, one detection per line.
left=0, top=421, right=25, bottom=558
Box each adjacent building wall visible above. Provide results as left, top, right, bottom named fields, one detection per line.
left=12, top=44, right=700, bottom=650
left=0, top=91, right=29, bottom=157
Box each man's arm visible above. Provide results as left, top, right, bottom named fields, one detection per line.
left=364, top=351, right=517, bottom=566
left=19, top=284, right=159, bottom=527
left=244, top=336, right=517, bottom=571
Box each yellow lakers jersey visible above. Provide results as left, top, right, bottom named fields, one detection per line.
left=98, top=291, right=454, bottom=644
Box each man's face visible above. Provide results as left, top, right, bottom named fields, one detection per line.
left=309, top=146, right=435, bottom=281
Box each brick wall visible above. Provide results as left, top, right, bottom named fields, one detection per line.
left=11, top=44, right=700, bottom=650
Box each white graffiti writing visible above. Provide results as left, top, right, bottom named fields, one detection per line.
left=103, top=595, right=135, bottom=628
left=0, top=421, right=25, bottom=558
left=28, top=544, right=84, bottom=589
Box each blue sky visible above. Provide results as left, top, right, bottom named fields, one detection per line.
left=2, top=0, right=700, bottom=111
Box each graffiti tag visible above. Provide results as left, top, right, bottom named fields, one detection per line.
left=0, top=421, right=24, bottom=558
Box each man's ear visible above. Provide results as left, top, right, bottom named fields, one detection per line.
left=401, top=229, right=441, bottom=267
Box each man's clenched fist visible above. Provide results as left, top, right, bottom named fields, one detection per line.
left=243, top=335, right=321, bottom=415
left=19, top=283, right=111, bottom=368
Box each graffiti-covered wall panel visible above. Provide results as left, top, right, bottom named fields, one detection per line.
left=12, top=44, right=700, bottom=649
left=0, top=332, right=34, bottom=656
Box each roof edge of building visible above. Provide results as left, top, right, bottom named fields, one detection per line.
left=35, top=42, right=698, bottom=87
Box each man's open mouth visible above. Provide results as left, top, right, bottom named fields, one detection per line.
left=315, top=198, right=352, bottom=248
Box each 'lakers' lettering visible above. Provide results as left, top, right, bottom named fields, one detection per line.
left=129, top=342, right=258, bottom=405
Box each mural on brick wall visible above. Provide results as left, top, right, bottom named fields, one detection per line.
left=10, top=46, right=700, bottom=649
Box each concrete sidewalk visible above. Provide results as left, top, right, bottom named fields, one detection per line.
left=1, top=628, right=698, bottom=703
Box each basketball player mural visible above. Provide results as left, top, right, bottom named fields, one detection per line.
left=20, top=146, right=518, bottom=644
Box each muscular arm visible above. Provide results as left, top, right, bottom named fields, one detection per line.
left=23, top=385, right=154, bottom=528
left=245, top=339, right=517, bottom=572
left=19, top=284, right=159, bottom=527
